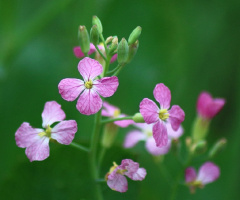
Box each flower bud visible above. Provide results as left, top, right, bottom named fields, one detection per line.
left=101, top=123, right=118, bottom=148
left=106, top=36, right=114, bottom=44
left=191, top=140, right=207, bottom=154
left=209, top=138, right=227, bottom=158
left=128, top=26, right=142, bottom=45
left=92, top=15, right=103, bottom=34
left=133, top=113, right=145, bottom=123
left=127, top=40, right=139, bottom=63
left=78, top=25, right=90, bottom=55
left=117, top=38, right=129, bottom=65
left=108, top=37, right=118, bottom=55
left=90, top=25, right=99, bottom=46
left=192, top=116, right=210, bottom=143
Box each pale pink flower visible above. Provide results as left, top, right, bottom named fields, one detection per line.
left=15, top=101, right=77, bottom=162
left=185, top=162, right=220, bottom=192
left=58, top=57, right=119, bottom=115
left=106, top=159, right=146, bottom=193
left=101, top=102, right=134, bottom=127
left=139, top=83, right=185, bottom=147
left=197, top=92, right=225, bottom=120
left=73, top=43, right=117, bottom=63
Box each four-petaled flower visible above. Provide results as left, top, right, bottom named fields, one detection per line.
left=15, top=101, right=77, bottom=162
left=139, top=83, right=185, bottom=147
left=101, top=101, right=134, bottom=127
left=197, top=92, right=225, bottom=120
left=185, top=162, right=220, bottom=193
left=58, top=57, right=119, bottom=115
left=106, top=159, right=147, bottom=193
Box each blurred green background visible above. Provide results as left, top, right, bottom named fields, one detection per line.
left=1, top=0, right=239, bottom=199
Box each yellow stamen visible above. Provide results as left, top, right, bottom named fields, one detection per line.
left=159, top=109, right=169, bottom=121
left=113, top=109, right=120, bottom=117
left=85, top=80, right=93, bottom=89
left=38, top=125, right=52, bottom=138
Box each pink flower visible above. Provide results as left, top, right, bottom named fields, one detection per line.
left=197, top=92, right=225, bottom=120
left=185, top=162, right=220, bottom=193
left=73, top=43, right=117, bottom=63
left=139, top=83, right=185, bottom=147
left=58, top=57, right=119, bottom=115
left=101, top=102, right=134, bottom=127
left=106, top=159, right=146, bottom=192
left=15, top=101, right=77, bottom=162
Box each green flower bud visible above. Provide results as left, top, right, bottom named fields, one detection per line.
left=117, top=38, right=129, bottom=65
left=108, top=37, right=118, bottom=55
left=127, top=40, right=139, bottom=63
left=191, top=140, right=207, bottom=154
left=192, top=116, right=210, bottom=143
left=92, top=15, right=103, bottom=34
left=90, top=25, right=99, bottom=46
left=78, top=25, right=90, bottom=55
left=209, top=138, right=227, bottom=158
left=106, top=36, right=114, bottom=44
left=101, top=123, right=118, bottom=148
left=133, top=113, right=145, bottom=123
left=128, top=26, right=142, bottom=45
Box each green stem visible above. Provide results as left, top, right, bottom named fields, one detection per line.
left=101, top=116, right=133, bottom=124
left=106, top=64, right=121, bottom=75
left=100, top=34, right=108, bottom=55
left=95, top=45, right=107, bottom=61
left=69, top=142, right=89, bottom=152
left=113, top=64, right=125, bottom=76
left=98, top=146, right=107, bottom=170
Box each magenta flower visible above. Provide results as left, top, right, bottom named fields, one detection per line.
left=58, top=57, right=119, bottom=115
left=106, top=159, right=147, bottom=193
left=101, top=102, right=134, bottom=127
left=197, top=92, right=225, bottom=120
left=139, top=83, right=185, bottom=147
left=73, top=43, right=117, bottom=63
left=185, top=162, right=220, bottom=193
left=15, top=101, right=77, bottom=162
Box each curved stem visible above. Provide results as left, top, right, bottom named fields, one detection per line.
left=95, top=45, right=107, bottom=61
left=69, top=142, right=89, bottom=152
left=101, top=116, right=133, bottom=124
left=107, top=64, right=121, bottom=75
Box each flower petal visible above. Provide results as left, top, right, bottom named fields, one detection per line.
left=139, top=98, right=159, bottom=124
left=153, top=83, right=171, bottom=109
left=131, top=168, right=147, bottom=181
left=110, top=54, right=117, bottom=63
left=124, top=130, right=146, bottom=148
left=168, top=105, right=185, bottom=131
left=121, top=159, right=139, bottom=179
left=51, top=120, right=77, bottom=145
left=73, top=44, right=96, bottom=58
left=41, top=101, right=66, bottom=128
left=145, top=137, right=171, bottom=155
left=185, top=167, right=197, bottom=183
left=114, top=114, right=134, bottom=127
left=93, top=76, right=119, bottom=98
left=78, top=57, right=103, bottom=81
left=107, top=173, right=128, bottom=193
left=166, top=123, right=184, bottom=139
left=76, top=89, right=102, bottom=115
left=15, top=122, right=43, bottom=148
left=101, top=101, right=119, bottom=117
left=25, top=136, right=50, bottom=162
left=58, top=78, right=85, bottom=102
left=152, top=121, right=168, bottom=147
left=196, top=162, right=220, bottom=185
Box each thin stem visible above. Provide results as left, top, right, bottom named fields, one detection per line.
left=69, top=142, right=89, bottom=152
left=98, top=146, right=107, bottom=170
left=106, top=64, right=121, bottom=75
left=95, top=45, right=107, bottom=61
left=101, top=116, right=133, bottom=124
left=100, top=34, right=108, bottom=55
left=113, top=64, right=125, bottom=76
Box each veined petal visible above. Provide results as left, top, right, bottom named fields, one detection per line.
left=168, top=105, right=185, bottom=131
left=15, top=122, right=43, bottom=148
left=153, top=83, right=171, bottom=109
left=196, top=162, right=220, bottom=185
left=124, top=130, right=146, bottom=148
left=76, top=89, right=102, bottom=115
left=58, top=78, right=85, bottom=101
left=51, top=120, right=77, bottom=145
left=78, top=57, right=103, bottom=81
left=25, top=136, right=50, bottom=162
left=132, top=168, right=147, bottom=181
left=145, top=137, right=171, bottom=155
left=73, top=44, right=96, bottom=58
left=121, top=159, right=139, bottom=179
left=110, top=54, right=117, bottom=63
left=185, top=167, right=197, bottom=183
left=107, top=173, right=128, bottom=193
left=139, top=98, right=159, bottom=124
left=166, top=123, right=184, bottom=139
left=42, top=101, right=66, bottom=128
left=93, top=76, right=119, bottom=98
left=152, top=121, right=168, bottom=147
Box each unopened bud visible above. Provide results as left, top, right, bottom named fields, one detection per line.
left=117, top=38, right=129, bottom=65
left=92, top=15, right=103, bottom=34
left=128, top=26, right=142, bottom=45
left=191, top=140, right=207, bottom=154
left=101, top=123, right=118, bottom=148
left=106, top=36, right=114, bottom=44
left=192, top=116, right=210, bottom=143
left=90, top=25, right=99, bottom=46
left=209, top=138, right=227, bottom=158
left=127, top=40, right=139, bottom=63
left=78, top=25, right=90, bottom=54
left=108, top=37, right=118, bottom=55
left=133, top=113, right=145, bottom=123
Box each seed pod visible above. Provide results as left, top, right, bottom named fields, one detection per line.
left=128, top=26, right=142, bottom=45
left=117, top=38, right=129, bottom=65
left=78, top=25, right=90, bottom=54
left=92, top=15, right=103, bottom=34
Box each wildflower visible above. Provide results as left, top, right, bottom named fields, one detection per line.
left=106, top=159, right=146, bottom=192
left=197, top=91, right=225, bottom=120
left=185, top=162, right=220, bottom=193
left=101, top=101, right=134, bottom=127
left=139, top=83, right=185, bottom=147
left=58, top=57, right=119, bottom=115
left=15, top=101, right=77, bottom=162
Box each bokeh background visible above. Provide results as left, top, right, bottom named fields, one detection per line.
left=1, top=0, right=240, bottom=199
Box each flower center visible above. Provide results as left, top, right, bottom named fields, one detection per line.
left=159, top=109, right=169, bottom=121
left=85, top=80, right=93, bottom=89
left=113, top=109, right=120, bottom=118
left=38, top=125, right=52, bottom=138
